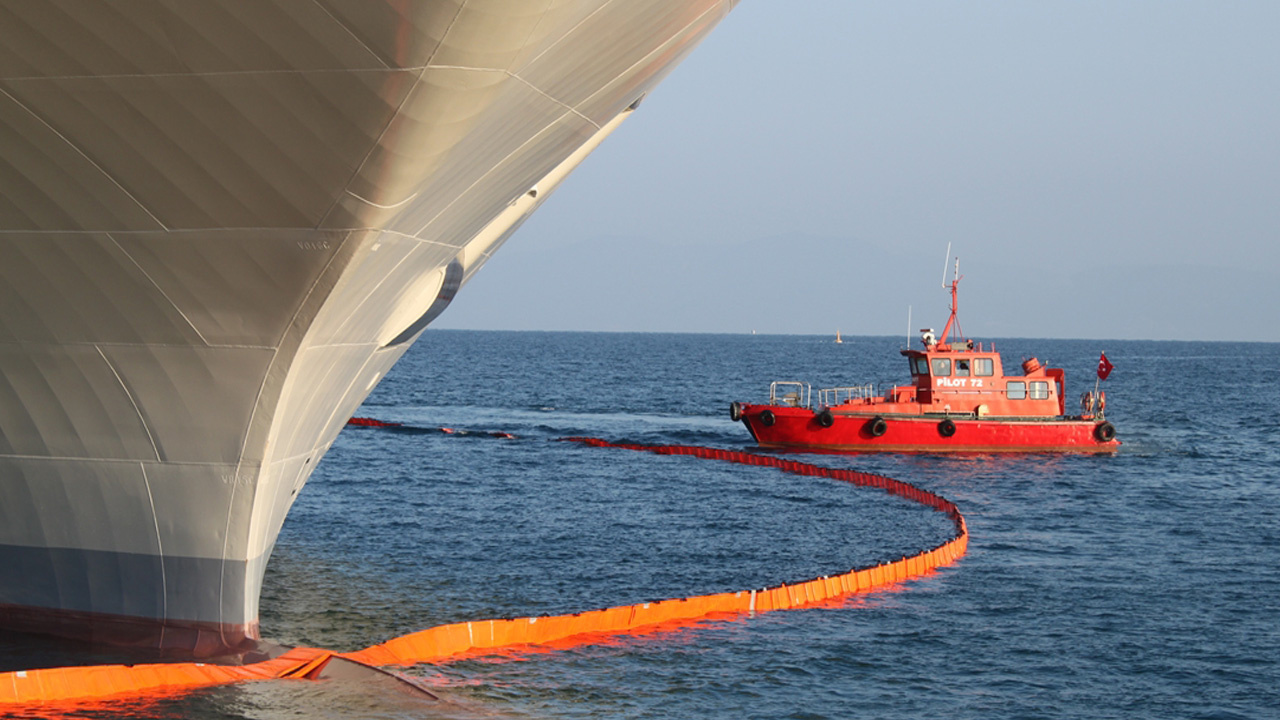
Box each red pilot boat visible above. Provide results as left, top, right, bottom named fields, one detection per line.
left=730, top=261, right=1119, bottom=453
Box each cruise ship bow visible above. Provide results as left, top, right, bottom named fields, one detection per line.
left=0, top=0, right=737, bottom=655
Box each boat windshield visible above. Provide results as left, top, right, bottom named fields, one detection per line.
left=931, top=358, right=951, bottom=376
left=911, top=357, right=929, bottom=376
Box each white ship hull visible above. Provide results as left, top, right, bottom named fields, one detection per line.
left=0, top=0, right=736, bottom=655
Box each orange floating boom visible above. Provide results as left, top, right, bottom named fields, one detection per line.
left=1, top=438, right=967, bottom=708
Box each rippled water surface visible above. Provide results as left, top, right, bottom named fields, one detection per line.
left=4, top=332, right=1279, bottom=719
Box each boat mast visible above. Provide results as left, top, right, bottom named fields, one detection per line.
left=938, top=248, right=964, bottom=347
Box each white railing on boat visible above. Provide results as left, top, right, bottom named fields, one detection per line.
left=768, top=381, right=810, bottom=408
left=817, top=384, right=877, bottom=408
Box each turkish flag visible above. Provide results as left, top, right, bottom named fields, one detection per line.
left=1097, top=352, right=1114, bottom=381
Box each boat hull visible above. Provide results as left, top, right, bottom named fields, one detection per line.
left=739, top=405, right=1120, bottom=453
left=0, top=602, right=257, bottom=659
left=0, top=0, right=738, bottom=655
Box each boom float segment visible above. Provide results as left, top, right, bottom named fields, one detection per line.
left=0, top=439, right=967, bottom=707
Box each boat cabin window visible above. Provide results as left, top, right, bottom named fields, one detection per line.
left=955, top=360, right=970, bottom=377
left=911, top=357, right=930, bottom=376
left=1007, top=381, right=1026, bottom=400
left=1030, top=381, right=1050, bottom=399
left=931, top=358, right=951, bottom=376
left=973, top=358, right=994, bottom=376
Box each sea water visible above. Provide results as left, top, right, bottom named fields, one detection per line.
left=2, top=331, right=1278, bottom=719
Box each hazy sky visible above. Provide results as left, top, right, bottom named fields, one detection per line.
left=436, top=1, right=1280, bottom=342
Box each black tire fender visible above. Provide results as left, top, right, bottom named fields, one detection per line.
left=1094, top=421, right=1116, bottom=442
left=938, top=418, right=956, bottom=437
left=760, top=409, right=776, bottom=427
left=868, top=416, right=888, bottom=437
left=730, top=401, right=743, bottom=422
left=817, top=409, right=835, bottom=428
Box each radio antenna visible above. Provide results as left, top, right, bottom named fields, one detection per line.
left=940, top=241, right=952, bottom=288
